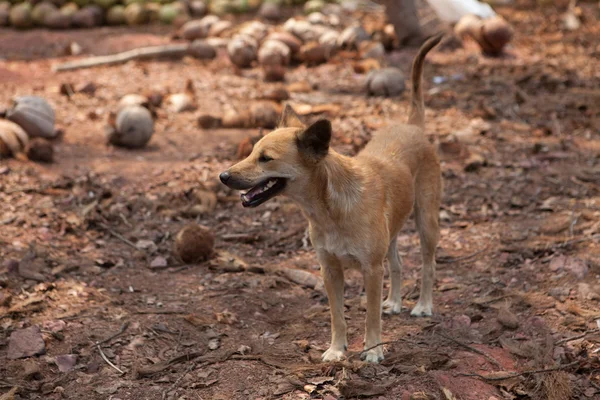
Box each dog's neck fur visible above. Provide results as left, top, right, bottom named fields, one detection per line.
left=289, top=150, right=363, bottom=223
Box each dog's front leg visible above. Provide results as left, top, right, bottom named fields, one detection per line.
left=362, top=260, right=384, bottom=363
left=318, top=251, right=347, bottom=362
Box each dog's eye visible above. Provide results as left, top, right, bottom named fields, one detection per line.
left=259, top=154, right=273, bottom=163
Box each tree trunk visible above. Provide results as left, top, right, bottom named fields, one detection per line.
left=382, top=0, right=425, bottom=47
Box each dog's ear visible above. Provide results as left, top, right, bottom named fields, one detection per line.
left=296, top=119, right=331, bottom=160
left=280, top=104, right=305, bottom=129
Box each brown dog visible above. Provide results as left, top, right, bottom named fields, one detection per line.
left=220, top=33, right=443, bottom=363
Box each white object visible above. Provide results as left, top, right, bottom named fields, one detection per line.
left=425, top=0, right=496, bottom=23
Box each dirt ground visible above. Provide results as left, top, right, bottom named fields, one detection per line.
left=1, top=1, right=599, bottom=399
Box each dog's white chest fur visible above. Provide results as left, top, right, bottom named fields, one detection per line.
left=310, top=224, right=363, bottom=264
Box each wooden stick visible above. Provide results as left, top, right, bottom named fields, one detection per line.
left=53, top=44, right=190, bottom=72
left=436, top=332, right=504, bottom=370
left=456, top=360, right=580, bottom=381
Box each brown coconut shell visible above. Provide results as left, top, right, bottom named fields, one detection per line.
left=173, top=224, right=214, bottom=264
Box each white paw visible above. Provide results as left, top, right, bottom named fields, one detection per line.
left=410, top=301, right=433, bottom=317
left=361, top=346, right=384, bottom=363
left=382, top=298, right=402, bottom=315
left=322, top=347, right=346, bottom=362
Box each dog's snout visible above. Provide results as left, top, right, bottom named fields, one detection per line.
left=219, top=171, right=231, bottom=185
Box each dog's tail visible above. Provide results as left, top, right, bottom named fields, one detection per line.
left=407, top=32, right=444, bottom=127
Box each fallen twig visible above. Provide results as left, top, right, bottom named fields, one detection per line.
left=556, top=328, right=600, bottom=345
left=97, top=345, right=125, bottom=375
left=456, top=360, right=580, bottom=381
left=356, top=339, right=411, bottom=358
left=53, top=44, right=190, bottom=72
left=134, top=310, right=187, bottom=315
left=436, top=332, right=503, bottom=370
left=136, top=352, right=207, bottom=378
left=161, top=361, right=198, bottom=400
left=98, top=223, right=138, bottom=250
left=437, top=246, right=488, bottom=264
left=89, top=322, right=129, bottom=348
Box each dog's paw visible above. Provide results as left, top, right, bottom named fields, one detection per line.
left=410, top=301, right=433, bottom=317
left=360, top=346, right=384, bottom=363
left=382, top=298, right=402, bottom=315
left=322, top=347, right=346, bottom=362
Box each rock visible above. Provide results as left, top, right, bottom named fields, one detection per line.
left=150, top=256, right=168, bottom=268
left=189, top=0, right=206, bottom=17
left=197, top=114, right=222, bottom=129
left=8, top=326, right=46, bottom=359
left=60, top=2, right=79, bottom=18
left=262, top=88, right=289, bottom=102
left=266, top=31, right=302, bottom=54
left=258, top=39, right=291, bottom=66
left=284, top=18, right=326, bottom=42
left=158, top=2, right=186, bottom=24
left=563, top=257, right=588, bottom=280
left=173, top=224, right=214, bottom=264
left=454, top=14, right=481, bottom=39
left=106, top=5, right=125, bottom=25
left=337, top=24, right=369, bottom=49
left=222, top=109, right=252, bottom=128
left=365, top=67, right=405, bottom=97
left=259, top=2, right=280, bottom=21
left=55, top=354, right=77, bottom=372
left=0, top=2, right=9, bottom=27
left=9, top=3, right=33, bottom=29
left=84, top=4, right=104, bottom=25
left=0, top=119, right=29, bottom=158
left=307, top=12, right=328, bottom=25
left=187, top=40, right=216, bottom=59
left=71, top=8, right=96, bottom=27
left=227, top=34, right=258, bottom=68
left=263, top=65, right=286, bottom=82
left=26, top=138, right=54, bottom=163
left=107, top=105, right=154, bottom=148
left=497, top=306, right=519, bottom=329
left=464, top=152, right=485, bottom=172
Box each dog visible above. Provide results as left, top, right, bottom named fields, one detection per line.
left=219, top=33, right=443, bottom=363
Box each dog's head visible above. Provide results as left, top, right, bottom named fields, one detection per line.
left=219, top=105, right=331, bottom=208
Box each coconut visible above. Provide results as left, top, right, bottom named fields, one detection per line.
left=73, top=0, right=90, bottom=7
left=44, top=9, right=70, bottom=28
left=258, top=2, right=279, bottom=21
left=59, top=2, right=78, bottom=17
left=0, top=119, right=29, bottom=158
left=107, top=105, right=154, bottom=148
left=283, top=18, right=325, bottom=42
left=31, top=2, right=56, bottom=25
left=117, top=94, right=149, bottom=112
left=250, top=102, right=279, bottom=129
left=0, top=2, right=9, bottom=26
left=145, top=3, right=160, bottom=22
left=227, top=34, right=258, bottom=68
left=239, top=20, right=269, bottom=42
left=208, top=19, right=231, bottom=37
left=180, top=15, right=218, bottom=40
left=300, top=41, right=329, bottom=65
left=166, top=93, right=196, bottom=113
left=6, top=96, right=56, bottom=139
left=318, top=29, right=338, bottom=52
left=208, top=0, right=231, bottom=16
left=266, top=31, right=301, bottom=54
left=124, top=2, right=148, bottom=25
left=306, top=11, right=327, bottom=25
left=26, top=138, right=53, bottom=163
left=9, top=3, right=33, bottom=29
left=454, top=14, right=481, bottom=39
left=303, top=0, right=324, bottom=14
left=187, top=39, right=217, bottom=59
left=337, top=24, right=369, bottom=49
left=365, top=67, right=405, bottom=97
left=258, top=39, right=291, bottom=66
left=189, top=0, right=206, bottom=17
left=481, top=16, right=513, bottom=55
left=359, top=41, right=385, bottom=59
left=106, top=4, right=125, bottom=24
left=93, top=0, right=116, bottom=9
left=173, top=224, right=214, bottom=264
left=71, top=8, right=95, bottom=27
left=157, top=3, right=179, bottom=24
left=84, top=4, right=104, bottom=25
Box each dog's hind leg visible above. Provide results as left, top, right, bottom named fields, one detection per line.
left=318, top=251, right=348, bottom=362
left=411, top=165, right=441, bottom=317
left=383, top=236, right=403, bottom=315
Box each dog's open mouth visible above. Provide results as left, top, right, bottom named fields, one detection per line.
left=241, top=178, right=286, bottom=208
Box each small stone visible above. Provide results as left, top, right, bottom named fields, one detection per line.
left=197, top=114, right=222, bottom=129
left=26, top=138, right=54, bottom=163
left=365, top=67, right=405, bottom=97
left=8, top=326, right=46, bottom=359
left=150, top=256, right=168, bottom=269
left=259, top=2, right=280, bottom=21
left=497, top=306, right=519, bottom=330
left=55, top=354, right=77, bottom=372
